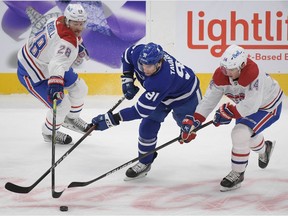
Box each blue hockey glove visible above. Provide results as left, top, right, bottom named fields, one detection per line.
left=180, top=115, right=203, bottom=144
left=121, top=74, right=140, bottom=100
left=47, top=76, right=64, bottom=102
left=213, top=103, right=235, bottom=127
left=92, top=112, right=120, bottom=131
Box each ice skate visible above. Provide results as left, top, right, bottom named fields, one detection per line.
left=42, top=131, right=73, bottom=145
left=220, top=170, right=244, bottom=192
left=124, top=152, right=158, bottom=181
left=258, top=140, right=275, bottom=169
left=62, top=116, right=92, bottom=134
left=124, top=162, right=152, bottom=181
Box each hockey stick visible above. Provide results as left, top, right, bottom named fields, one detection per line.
left=51, top=99, right=62, bottom=198
left=5, top=96, right=126, bottom=195
left=67, top=120, right=214, bottom=189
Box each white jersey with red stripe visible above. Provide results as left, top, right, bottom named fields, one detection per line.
left=18, top=16, right=80, bottom=83
left=196, top=58, right=283, bottom=119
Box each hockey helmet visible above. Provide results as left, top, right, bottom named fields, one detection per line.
left=139, top=42, right=164, bottom=65
left=64, top=3, right=87, bottom=25
left=220, top=44, right=247, bottom=72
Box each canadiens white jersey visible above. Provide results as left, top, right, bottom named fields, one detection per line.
left=196, top=58, right=284, bottom=119
left=18, top=16, right=80, bottom=83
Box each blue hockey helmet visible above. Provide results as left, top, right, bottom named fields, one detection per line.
left=139, top=43, right=164, bottom=65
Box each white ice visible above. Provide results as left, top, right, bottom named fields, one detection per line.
left=0, top=94, right=288, bottom=215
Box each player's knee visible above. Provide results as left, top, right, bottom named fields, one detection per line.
left=67, top=78, right=88, bottom=99
left=139, top=119, right=161, bottom=139
left=231, top=124, right=253, bottom=147
left=47, top=97, right=71, bottom=125
left=57, top=96, right=71, bottom=114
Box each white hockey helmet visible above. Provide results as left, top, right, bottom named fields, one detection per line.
left=220, top=44, right=247, bottom=72
left=64, top=3, right=87, bottom=25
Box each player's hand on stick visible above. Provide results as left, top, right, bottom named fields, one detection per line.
left=92, top=112, right=120, bottom=131
left=213, top=103, right=235, bottom=127
left=47, top=76, right=64, bottom=102
left=121, top=74, right=140, bottom=100
left=180, top=114, right=204, bottom=144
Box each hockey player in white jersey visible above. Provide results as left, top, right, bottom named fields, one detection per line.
left=17, top=3, right=91, bottom=145
left=180, top=44, right=283, bottom=191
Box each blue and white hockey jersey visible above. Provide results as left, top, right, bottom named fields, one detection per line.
left=119, top=44, right=200, bottom=121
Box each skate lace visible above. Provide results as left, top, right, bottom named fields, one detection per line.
left=55, top=131, right=67, bottom=142
left=73, top=117, right=87, bottom=130
left=132, top=163, right=147, bottom=173
left=225, top=170, right=241, bottom=182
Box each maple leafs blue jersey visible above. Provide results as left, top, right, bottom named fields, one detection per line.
left=119, top=44, right=200, bottom=121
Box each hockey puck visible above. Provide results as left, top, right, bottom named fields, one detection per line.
left=60, top=206, right=68, bottom=212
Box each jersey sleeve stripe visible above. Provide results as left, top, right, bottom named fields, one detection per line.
left=135, top=104, right=149, bottom=118
left=137, top=100, right=156, bottom=111
left=260, top=89, right=283, bottom=110
left=23, top=45, right=46, bottom=80
left=162, top=77, right=198, bottom=105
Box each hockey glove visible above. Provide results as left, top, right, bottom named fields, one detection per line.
left=213, top=103, right=235, bottom=127
left=121, top=74, right=140, bottom=100
left=92, top=112, right=120, bottom=131
left=47, top=76, right=64, bottom=103
left=180, top=114, right=203, bottom=144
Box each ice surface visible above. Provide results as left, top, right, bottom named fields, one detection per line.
left=0, top=94, right=288, bottom=215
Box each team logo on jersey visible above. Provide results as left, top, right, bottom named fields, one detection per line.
left=226, top=93, right=245, bottom=103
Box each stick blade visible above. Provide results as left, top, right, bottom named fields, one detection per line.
left=68, top=181, right=87, bottom=188
left=52, top=190, right=64, bottom=198
left=5, top=182, right=32, bottom=194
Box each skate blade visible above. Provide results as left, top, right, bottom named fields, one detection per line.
left=220, top=183, right=241, bottom=192
left=59, top=140, right=74, bottom=145
left=43, top=139, right=74, bottom=145
left=268, top=140, right=276, bottom=161
left=62, top=123, right=91, bottom=136
left=123, top=173, right=148, bottom=181
left=259, top=140, right=276, bottom=169
left=42, top=136, right=74, bottom=145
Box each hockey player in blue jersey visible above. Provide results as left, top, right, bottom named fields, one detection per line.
left=91, top=42, right=202, bottom=180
